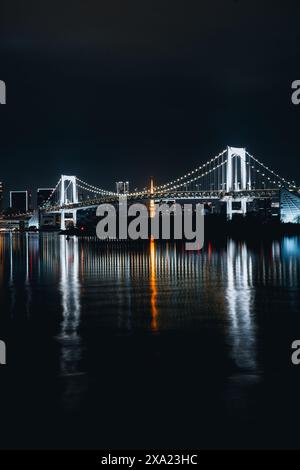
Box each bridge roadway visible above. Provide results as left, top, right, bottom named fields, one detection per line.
left=43, top=188, right=280, bottom=213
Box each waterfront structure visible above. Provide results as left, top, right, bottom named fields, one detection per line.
left=280, top=188, right=300, bottom=223
left=10, top=190, right=31, bottom=213
left=31, top=146, right=299, bottom=230
left=0, top=181, right=3, bottom=214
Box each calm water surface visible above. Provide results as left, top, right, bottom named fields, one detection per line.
left=0, top=233, right=300, bottom=448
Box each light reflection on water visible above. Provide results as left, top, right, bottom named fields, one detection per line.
left=1, top=233, right=300, bottom=426
left=226, top=240, right=256, bottom=371
left=57, top=237, right=86, bottom=410
left=1, top=233, right=300, bottom=331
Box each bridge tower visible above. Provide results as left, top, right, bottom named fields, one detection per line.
left=60, top=175, right=78, bottom=206
left=149, top=176, right=155, bottom=218
left=59, top=176, right=78, bottom=231
left=226, top=146, right=248, bottom=192
left=225, top=147, right=250, bottom=219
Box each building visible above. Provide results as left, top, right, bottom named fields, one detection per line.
left=10, top=191, right=31, bottom=213
left=280, top=188, right=300, bottom=223
left=37, top=188, right=54, bottom=207
left=0, top=217, right=31, bottom=232
left=0, top=182, right=3, bottom=214
left=116, top=181, right=129, bottom=194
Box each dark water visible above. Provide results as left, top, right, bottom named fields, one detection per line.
left=0, top=233, right=300, bottom=449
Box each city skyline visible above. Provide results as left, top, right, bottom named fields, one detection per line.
left=0, top=141, right=298, bottom=210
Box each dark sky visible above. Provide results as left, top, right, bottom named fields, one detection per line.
left=0, top=0, right=300, bottom=200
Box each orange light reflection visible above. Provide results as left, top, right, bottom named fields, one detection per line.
left=150, top=239, right=158, bottom=331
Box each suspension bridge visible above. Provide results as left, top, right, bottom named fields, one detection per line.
left=37, top=146, right=298, bottom=230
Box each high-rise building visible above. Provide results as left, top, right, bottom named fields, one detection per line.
left=10, top=191, right=31, bottom=213
left=0, top=182, right=3, bottom=214
left=280, top=189, right=300, bottom=223
left=116, top=181, right=129, bottom=194
left=37, top=188, right=54, bottom=207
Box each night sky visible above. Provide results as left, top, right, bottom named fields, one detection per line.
left=0, top=0, right=300, bottom=201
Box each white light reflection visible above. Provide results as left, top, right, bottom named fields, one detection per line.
left=9, top=233, right=16, bottom=315
left=58, top=236, right=86, bottom=410
left=226, top=240, right=257, bottom=371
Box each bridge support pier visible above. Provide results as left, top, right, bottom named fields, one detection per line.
left=60, top=209, right=77, bottom=231
left=226, top=196, right=248, bottom=220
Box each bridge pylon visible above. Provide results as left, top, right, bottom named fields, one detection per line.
left=60, top=175, right=78, bottom=206
left=226, top=147, right=249, bottom=192
left=58, top=176, right=78, bottom=231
